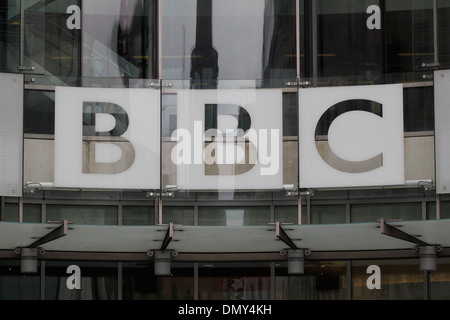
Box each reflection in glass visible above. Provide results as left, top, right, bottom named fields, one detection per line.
left=122, top=262, right=194, bottom=300
left=199, top=263, right=270, bottom=300
left=162, top=0, right=296, bottom=83
left=0, top=261, right=40, bottom=300
left=198, top=207, right=270, bottom=226
left=46, top=205, right=118, bottom=225
left=352, top=260, right=424, bottom=300
left=45, top=261, right=118, bottom=300
left=82, top=0, right=157, bottom=79
left=122, top=206, right=155, bottom=225
left=351, top=203, right=422, bottom=223
left=275, top=260, right=347, bottom=300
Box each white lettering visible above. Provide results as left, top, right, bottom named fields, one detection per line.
left=367, top=5, right=381, bottom=30
left=66, top=265, right=81, bottom=290
left=66, top=5, right=81, bottom=30
left=366, top=265, right=381, bottom=290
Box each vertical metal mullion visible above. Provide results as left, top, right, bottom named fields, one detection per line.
left=42, top=203, right=46, bottom=223
left=270, top=262, right=275, bottom=300
left=296, top=0, right=301, bottom=80
left=118, top=204, right=123, bottom=225
left=40, top=260, right=45, bottom=300
left=118, top=262, right=123, bottom=300
left=19, top=197, right=23, bottom=223
left=346, top=261, right=352, bottom=300
left=158, top=0, right=162, bottom=80
left=20, top=0, right=24, bottom=68
left=433, top=0, right=439, bottom=65
left=194, top=262, right=199, bottom=300
left=422, top=201, right=427, bottom=220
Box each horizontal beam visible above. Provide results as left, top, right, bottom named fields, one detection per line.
left=3, top=248, right=449, bottom=262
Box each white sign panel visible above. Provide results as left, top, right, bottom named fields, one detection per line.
left=174, top=89, right=283, bottom=190
left=435, top=70, right=450, bottom=194
left=54, top=87, right=160, bottom=189
left=299, top=84, right=404, bottom=188
left=0, top=73, right=23, bottom=197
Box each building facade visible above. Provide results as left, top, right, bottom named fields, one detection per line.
left=1, top=0, right=450, bottom=300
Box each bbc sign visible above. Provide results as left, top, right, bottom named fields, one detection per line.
left=54, top=84, right=404, bottom=190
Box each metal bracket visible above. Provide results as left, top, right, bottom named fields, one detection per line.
left=27, top=220, right=69, bottom=249
left=379, top=218, right=430, bottom=247
left=275, top=221, right=299, bottom=250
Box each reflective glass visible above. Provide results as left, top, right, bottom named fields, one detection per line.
left=274, top=260, right=348, bottom=300
left=352, top=259, right=424, bottom=300
left=198, top=262, right=271, bottom=300
left=198, top=206, right=270, bottom=226
left=46, top=204, right=118, bottom=225
left=45, top=261, right=118, bottom=300
left=162, top=0, right=296, bottom=85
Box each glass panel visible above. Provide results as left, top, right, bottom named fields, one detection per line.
left=0, top=1, right=20, bottom=73
left=162, top=206, right=194, bottom=225
left=438, top=0, right=450, bottom=69
left=312, top=0, right=383, bottom=86
left=351, top=202, right=422, bottom=223
left=430, top=258, right=450, bottom=300
left=0, top=260, right=40, bottom=300
left=24, top=89, right=55, bottom=134
left=352, top=259, right=424, bottom=300
left=162, top=0, right=296, bottom=85
left=304, top=205, right=347, bottom=225
left=46, top=204, right=118, bottom=225
left=274, top=260, right=347, bottom=300
left=122, top=262, right=194, bottom=300
left=162, top=81, right=291, bottom=200
left=403, top=86, right=434, bottom=132
left=122, top=206, right=155, bottom=225
left=385, top=0, right=435, bottom=81
left=45, top=261, right=118, bottom=300
left=19, top=0, right=82, bottom=86
left=437, top=200, right=450, bottom=220
left=2, top=203, right=41, bottom=222
left=198, top=262, right=271, bottom=300
left=198, top=206, right=270, bottom=226
left=82, top=0, right=158, bottom=80
left=274, top=205, right=299, bottom=224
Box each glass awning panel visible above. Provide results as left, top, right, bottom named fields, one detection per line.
left=1, top=219, right=449, bottom=254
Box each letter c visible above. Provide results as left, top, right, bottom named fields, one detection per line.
left=315, top=99, right=383, bottom=174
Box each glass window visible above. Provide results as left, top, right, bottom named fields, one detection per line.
left=309, top=205, right=347, bottom=224
left=0, top=260, right=40, bottom=300
left=403, top=86, right=434, bottom=132
left=430, top=258, right=450, bottom=300
left=351, top=202, right=422, bottom=223
left=24, top=90, right=55, bottom=135
left=45, top=261, right=118, bottom=300
left=274, top=260, right=347, bottom=300
left=311, top=0, right=383, bottom=86
left=122, top=262, right=194, bottom=300
left=162, top=206, right=194, bottom=225
left=2, top=203, right=41, bottom=223
left=275, top=206, right=300, bottom=224
left=122, top=206, right=155, bottom=226
left=438, top=1, right=450, bottom=68
left=82, top=0, right=158, bottom=80
left=198, top=206, right=270, bottom=226
left=198, top=262, right=271, bottom=300
left=352, top=259, right=424, bottom=300
left=162, top=0, right=296, bottom=84
left=46, top=205, right=118, bottom=225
